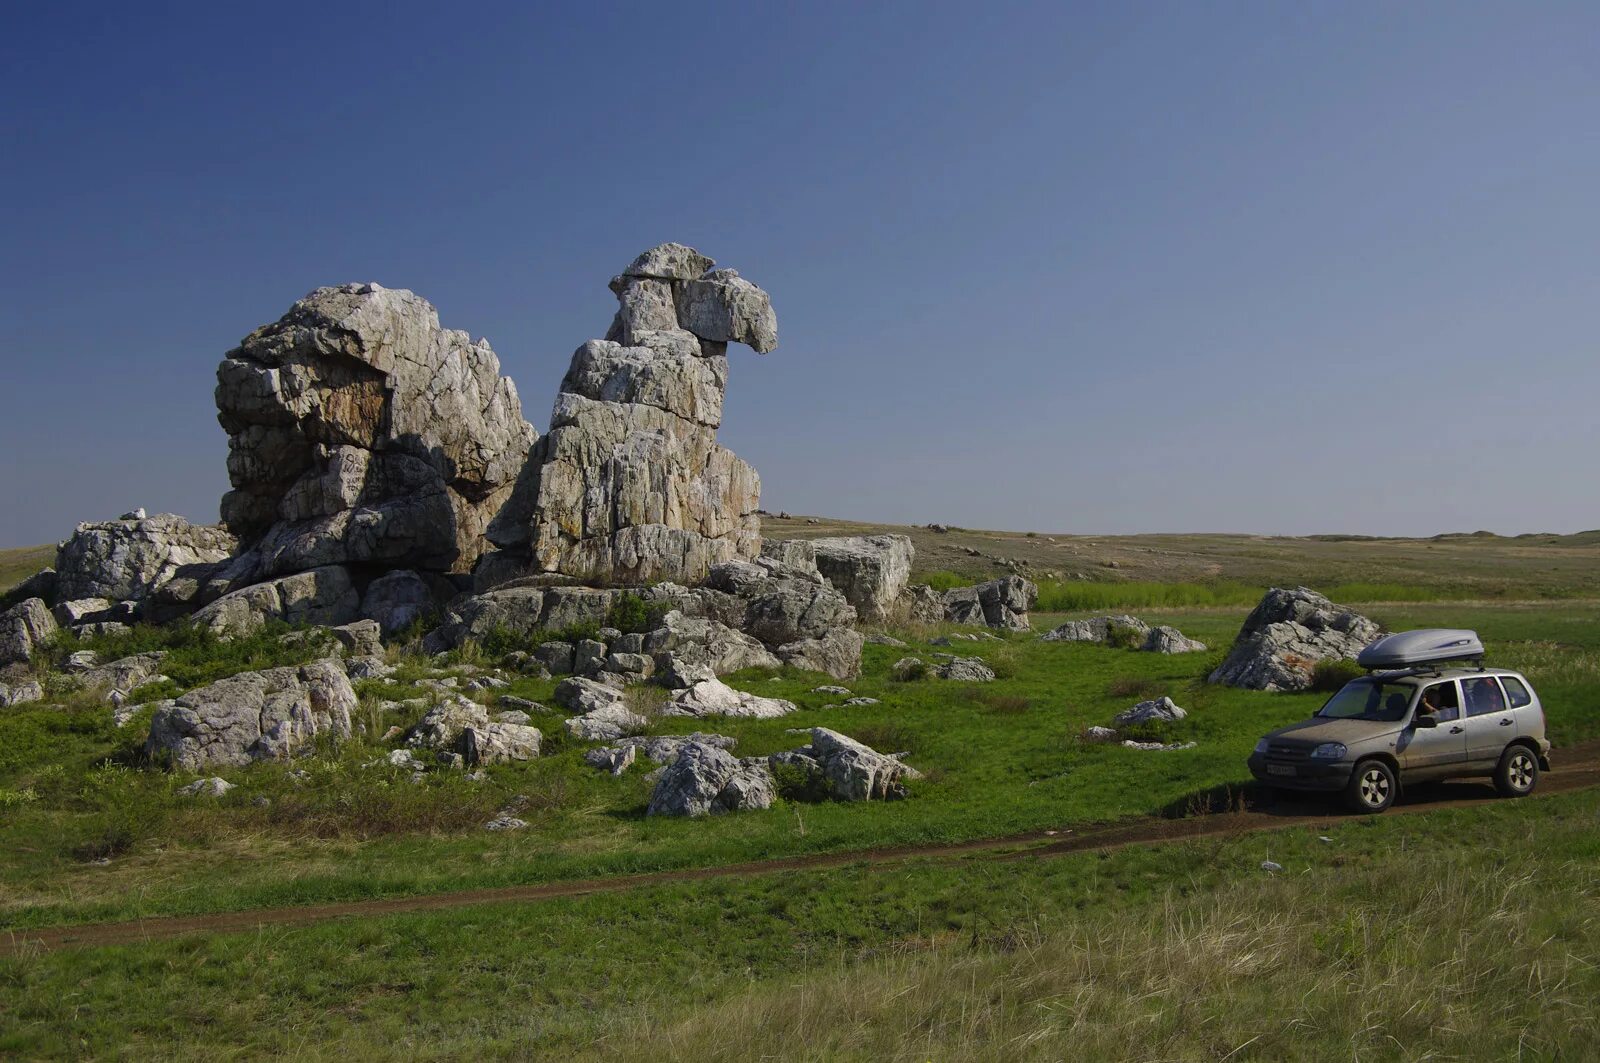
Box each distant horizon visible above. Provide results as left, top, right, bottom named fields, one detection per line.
left=5, top=3, right=1596, bottom=548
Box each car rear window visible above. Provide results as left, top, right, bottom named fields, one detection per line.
left=1463, top=676, right=1507, bottom=717
left=1500, top=675, right=1534, bottom=708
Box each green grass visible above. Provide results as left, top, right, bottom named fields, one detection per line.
left=1, top=788, right=1596, bottom=1059
left=0, top=601, right=1596, bottom=933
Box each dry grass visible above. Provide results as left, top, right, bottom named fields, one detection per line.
left=626, top=842, right=1600, bottom=1061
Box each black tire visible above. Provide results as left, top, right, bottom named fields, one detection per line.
left=1494, top=745, right=1539, bottom=798
left=1344, top=759, right=1397, bottom=814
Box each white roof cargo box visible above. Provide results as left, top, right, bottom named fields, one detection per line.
left=1357, top=628, right=1485, bottom=670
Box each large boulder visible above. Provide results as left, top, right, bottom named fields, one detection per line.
left=646, top=742, right=776, bottom=817
left=0, top=598, right=56, bottom=666
left=145, top=660, right=356, bottom=771
left=54, top=513, right=236, bottom=609
left=706, top=560, right=856, bottom=646
left=81, top=652, right=168, bottom=697
left=487, top=244, right=775, bottom=585
left=462, top=722, right=542, bottom=765
left=359, top=570, right=453, bottom=637
left=1040, top=615, right=1206, bottom=654
left=190, top=566, right=360, bottom=637
left=662, top=675, right=797, bottom=719
left=775, top=628, right=866, bottom=680
left=943, top=575, right=1035, bottom=631
left=216, top=283, right=535, bottom=579
left=1209, top=587, right=1381, bottom=692
left=809, top=535, right=914, bottom=623
left=805, top=727, right=920, bottom=801
left=649, top=611, right=781, bottom=682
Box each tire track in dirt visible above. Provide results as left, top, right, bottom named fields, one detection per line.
left=7, top=744, right=1598, bottom=956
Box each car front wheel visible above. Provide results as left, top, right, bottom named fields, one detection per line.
left=1494, top=746, right=1539, bottom=798
left=1344, top=759, right=1397, bottom=814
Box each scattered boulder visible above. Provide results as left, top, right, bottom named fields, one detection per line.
left=894, top=583, right=946, bottom=625
left=662, top=676, right=797, bottom=719
left=0, top=680, right=44, bottom=707
left=890, top=656, right=927, bottom=681
left=935, top=656, right=997, bottom=682
left=345, top=655, right=394, bottom=681
left=583, top=744, right=637, bottom=775
left=487, top=244, right=776, bottom=585
left=810, top=535, right=914, bottom=623
left=774, top=628, right=865, bottom=680
left=649, top=611, right=780, bottom=680
left=564, top=702, right=649, bottom=741
left=619, top=732, right=738, bottom=764
left=1113, top=696, right=1187, bottom=726
left=1039, top=615, right=1205, bottom=653
left=216, top=283, right=535, bottom=579
left=54, top=513, right=235, bottom=608
left=1082, top=725, right=1119, bottom=742
left=943, top=575, right=1035, bottom=631
left=1209, top=587, right=1381, bottom=691
left=52, top=598, right=114, bottom=625
left=0, top=598, right=57, bottom=666
left=865, top=632, right=908, bottom=648
left=805, top=727, right=920, bottom=801
left=191, top=566, right=360, bottom=638
left=484, top=814, right=529, bottom=832
left=81, top=652, right=168, bottom=698
left=646, top=742, right=776, bottom=816
left=145, top=660, right=356, bottom=771
left=706, top=560, right=856, bottom=647
left=331, top=619, right=383, bottom=657
left=1122, top=739, right=1197, bottom=751
left=406, top=697, right=491, bottom=751
left=178, top=777, right=235, bottom=798
left=462, top=722, right=542, bottom=765
left=553, top=675, right=627, bottom=715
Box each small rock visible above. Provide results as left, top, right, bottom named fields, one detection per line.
left=583, top=745, right=637, bottom=775
left=1261, top=860, right=1283, bottom=873
left=813, top=685, right=852, bottom=695
left=1112, top=696, right=1187, bottom=727
left=179, top=777, right=234, bottom=797
left=484, top=815, right=529, bottom=832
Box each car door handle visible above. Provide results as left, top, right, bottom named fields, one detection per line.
left=1500, top=719, right=1513, bottom=727
left=1449, top=726, right=1464, bottom=734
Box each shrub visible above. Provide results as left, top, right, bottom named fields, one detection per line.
left=1105, top=622, right=1145, bottom=651
left=607, top=593, right=670, bottom=635
left=771, top=761, right=829, bottom=802
left=1107, top=677, right=1166, bottom=700
left=1311, top=658, right=1365, bottom=693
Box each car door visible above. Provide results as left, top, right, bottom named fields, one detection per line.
left=1460, top=675, right=1515, bottom=767
left=1397, top=680, right=1468, bottom=776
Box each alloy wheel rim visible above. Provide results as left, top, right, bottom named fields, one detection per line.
left=1509, top=752, right=1535, bottom=791
left=1359, top=768, right=1390, bottom=807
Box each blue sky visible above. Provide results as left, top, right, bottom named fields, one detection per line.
left=3, top=1, right=1596, bottom=546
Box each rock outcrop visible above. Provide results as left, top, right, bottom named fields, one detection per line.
left=1040, top=615, right=1206, bottom=654
left=943, top=575, right=1035, bottom=631
left=646, top=741, right=776, bottom=817
left=190, top=566, right=361, bottom=637
left=0, top=598, right=57, bottom=666
left=54, top=513, right=236, bottom=613
left=486, top=243, right=775, bottom=586
left=145, top=660, right=356, bottom=771
left=1209, top=587, right=1381, bottom=691
left=662, top=675, right=797, bottom=719
left=216, top=283, right=535, bottom=580
left=808, top=535, right=914, bottom=623
left=1113, top=696, right=1188, bottom=726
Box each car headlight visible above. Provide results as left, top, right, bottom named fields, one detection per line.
left=1310, top=742, right=1348, bottom=760
left=1253, top=738, right=1270, bottom=754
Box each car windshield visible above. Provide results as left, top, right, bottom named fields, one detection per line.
left=1316, top=679, right=1415, bottom=722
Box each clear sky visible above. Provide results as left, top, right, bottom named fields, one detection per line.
left=3, top=1, right=1596, bottom=547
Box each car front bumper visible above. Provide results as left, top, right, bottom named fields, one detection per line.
left=1248, top=753, right=1354, bottom=792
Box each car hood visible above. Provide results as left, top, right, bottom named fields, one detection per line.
left=1265, top=717, right=1402, bottom=745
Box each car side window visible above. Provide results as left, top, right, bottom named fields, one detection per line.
left=1500, top=676, right=1533, bottom=709
left=1462, top=677, right=1507, bottom=718
left=1418, top=682, right=1460, bottom=722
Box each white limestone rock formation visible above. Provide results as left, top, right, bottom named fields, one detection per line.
left=216, top=283, right=535, bottom=580
left=487, top=243, right=776, bottom=586
left=1209, top=587, right=1381, bottom=692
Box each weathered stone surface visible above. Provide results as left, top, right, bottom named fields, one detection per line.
left=890, top=656, right=926, bottom=681
left=1113, top=696, right=1188, bottom=726
left=708, top=561, right=857, bottom=646
left=805, top=727, right=920, bottom=801
left=331, top=619, right=383, bottom=657
left=810, top=535, right=914, bottom=623
left=216, top=283, right=535, bottom=578
left=758, top=538, right=819, bottom=574
left=54, top=513, right=236, bottom=606
left=81, top=652, right=168, bottom=696
left=896, top=583, right=946, bottom=625
left=1039, top=615, right=1206, bottom=654
left=360, top=570, right=451, bottom=636
left=563, top=702, right=648, bottom=742
left=662, top=676, right=797, bottom=719
left=53, top=598, right=114, bottom=625
left=488, top=245, right=775, bottom=586
left=1209, top=587, right=1381, bottom=692
left=406, top=696, right=491, bottom=750
left=191, top=566, right=359, bottom=637
left=583, top=744, right=637, bottom=774
left=620, top=732, right=738, bottom=764
left=935, top=656, right=997, bottom=682
left=179, top=777, right=235, bottom=798
left=0, top=598, right=57, bottom=666
left=943, top=575, right=1035, bottom=631
left=775, top=628, right=865, bottom=680
left=145, top=660, right=356, bottom=771
left=462, top=722, right=542, bottom=765
left=0, top=680, right=44, bottom=707
left=553, top=675, right=626, bottom=715
left=646, top=742, right=776, bottom=816
left=647, top=611, right=781, bottom=682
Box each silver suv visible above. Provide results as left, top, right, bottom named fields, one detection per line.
left=1248, top=637, right=1550, bottom=813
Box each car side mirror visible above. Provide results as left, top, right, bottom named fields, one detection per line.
left=1413, top=714, right=1437, bottom=729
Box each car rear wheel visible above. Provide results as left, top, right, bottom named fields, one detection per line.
left=1344, top=759, right=1396, bottom=814
left=1494, top=746, right=1539, bottom=798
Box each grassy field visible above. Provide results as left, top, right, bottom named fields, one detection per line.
left=2, top=786, right=1596, bottom=1058
left=1, top=599, right=1596, bottom=933
left=0, top=545, right=52, bottom=598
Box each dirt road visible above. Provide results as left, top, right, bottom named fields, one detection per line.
left=7, top=744, right=1598, bottom=957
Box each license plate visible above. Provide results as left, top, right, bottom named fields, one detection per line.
left=1267, top=764, right=1296, bottom=777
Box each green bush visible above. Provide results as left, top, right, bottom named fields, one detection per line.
left=1105, top=621, right=1146, bottom=651
left=771, top=761, right=828, bottom=803
left=1311, top=658, right=1365, bottom=693
left=606, top=593, right=670, bottom=635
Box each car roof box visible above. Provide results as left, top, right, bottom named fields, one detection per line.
left=1357, top=628, right=1485, bottom=670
